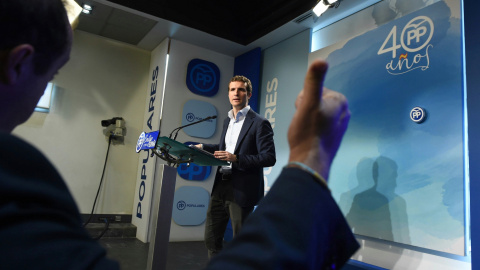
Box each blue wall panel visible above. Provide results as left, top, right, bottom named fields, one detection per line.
left=234, top=48, right=261, bottom=112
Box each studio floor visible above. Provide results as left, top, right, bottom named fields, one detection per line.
left=97, top=237, right=371, bottom=270
left=98, top=238, right=209, bottom=270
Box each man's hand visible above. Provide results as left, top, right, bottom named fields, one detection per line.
left=287, top=60, right=350, bottom=181
left=214, top=151, right=237, bottom=162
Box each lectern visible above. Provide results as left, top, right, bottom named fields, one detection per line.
left=140, top=135, right=228, bottom=270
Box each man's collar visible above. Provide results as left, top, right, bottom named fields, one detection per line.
left=228, top=105, right=251, bottom=120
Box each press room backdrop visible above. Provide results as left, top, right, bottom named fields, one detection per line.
left=132, top=38, right=168, bottom=242
left=309, top=1, right=464, bottom=255
left=133, top=39, right=235, bottom=242
left=259, top=29, right=311, bottom=190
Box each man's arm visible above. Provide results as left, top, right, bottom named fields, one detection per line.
left=202, top=143, right=220, bottom=153
left=236, top=118, right=276, bottom=169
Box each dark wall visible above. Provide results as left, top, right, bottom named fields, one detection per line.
left=465, top=0, right=480, bottom=268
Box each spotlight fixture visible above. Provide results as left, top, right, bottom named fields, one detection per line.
left=82, top=4, right=93, bottom=14
left=313, top=0, right=341, bottom=17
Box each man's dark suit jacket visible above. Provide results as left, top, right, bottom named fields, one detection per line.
left=203, top=109, right=276, bottom=207
left=205, top=167, right=360, bottom=270
left=0, top=133, right=119, bottom=270
left=0, top=134, right=358, bottom=269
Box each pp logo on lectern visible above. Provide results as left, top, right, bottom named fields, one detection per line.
left=177, top=141, right=212, bottom=181
left=177, top=163, right=211, bottom=181
left=186, top=59, right=220, bottom=97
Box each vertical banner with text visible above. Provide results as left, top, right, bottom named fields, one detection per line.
left=132, top=38, right=169, bottom=242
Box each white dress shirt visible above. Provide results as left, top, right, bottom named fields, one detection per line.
left=223, top=105, right=250, bottom=170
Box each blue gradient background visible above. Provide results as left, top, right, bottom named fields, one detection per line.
left=315, top=2, right=464, bottom=255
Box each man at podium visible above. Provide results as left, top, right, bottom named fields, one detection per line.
left=198, top=75, right=276, bottom=258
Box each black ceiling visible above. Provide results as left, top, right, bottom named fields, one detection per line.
left=105, top=0, right=317, bottom=45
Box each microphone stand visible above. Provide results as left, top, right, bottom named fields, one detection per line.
left=151, top=115, right=217, bottom=167
left=169, top=116, right=217, bottom=141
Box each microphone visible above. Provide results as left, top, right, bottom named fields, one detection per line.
left=169, top=115, right=217, bottom=140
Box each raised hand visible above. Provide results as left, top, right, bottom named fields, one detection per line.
left=287, top=60, right=350, bottom=181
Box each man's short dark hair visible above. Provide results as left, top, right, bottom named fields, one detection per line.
left=0, top=0, right=70, bottom=74
left=230, top=75, right=253, bottom=94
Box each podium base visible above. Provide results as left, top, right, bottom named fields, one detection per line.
left=146, top=165, right=176, bottom=270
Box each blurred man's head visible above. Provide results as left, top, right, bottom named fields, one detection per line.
left=0, top=0, right=72, bottom=132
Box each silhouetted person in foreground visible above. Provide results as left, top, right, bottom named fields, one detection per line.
left=0, top=0, right=119, bottom=269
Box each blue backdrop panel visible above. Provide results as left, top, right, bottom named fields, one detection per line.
left=258, top=30, right=311, bottom=188
left=181, top=100, right=217, bottom=138
left=186, top=58, right=220, bottom=97
left=234, top=48, right=261, bottom=112
left=313, top=2, right=464, bottom=255
left=172, top=186, right=210, bottom=226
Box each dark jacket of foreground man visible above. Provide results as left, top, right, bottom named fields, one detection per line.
left=0, top=133, right=119, bottom=270
left=0, top=133, right=357, bottom=270
left=205, top=167, right=359, bottom=270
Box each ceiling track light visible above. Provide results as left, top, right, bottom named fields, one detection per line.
left=82, top=3, right=93, bottom=14
left=324, top=0, right=340, bottom=8
left=312, top=0, right=342, bottom=17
